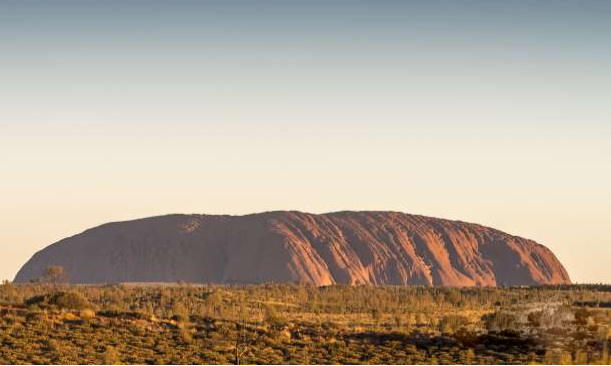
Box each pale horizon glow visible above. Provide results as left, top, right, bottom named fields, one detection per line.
left=1, top=1, right=610, bottom=283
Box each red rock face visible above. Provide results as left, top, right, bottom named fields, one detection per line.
left=14, top=211, right=571, bottom=286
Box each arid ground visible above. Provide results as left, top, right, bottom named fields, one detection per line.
left=0, top=282, right=610, bottom=364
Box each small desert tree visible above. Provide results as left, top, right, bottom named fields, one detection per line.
left=234, top=311, right=260, bottom=365
left=42, top=266, right=68, bottom=286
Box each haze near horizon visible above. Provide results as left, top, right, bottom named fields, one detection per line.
left=1, top=1, right=610, bottom=283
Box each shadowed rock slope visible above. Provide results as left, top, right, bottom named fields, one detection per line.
left=14, top=211, right=571, bottom=286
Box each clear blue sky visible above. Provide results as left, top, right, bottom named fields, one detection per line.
left=1, top=1, right=610, bottom=283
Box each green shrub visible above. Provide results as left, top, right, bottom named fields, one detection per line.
left=51, top=292, right=90, bottom=310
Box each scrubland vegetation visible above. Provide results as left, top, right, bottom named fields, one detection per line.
left=0, top=274, right=610, bottom=364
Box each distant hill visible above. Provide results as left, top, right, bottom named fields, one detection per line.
left=14, top=211, right=571, bottom=286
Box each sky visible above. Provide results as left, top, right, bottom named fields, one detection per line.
left=1, top=0, right=610, bottom=283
